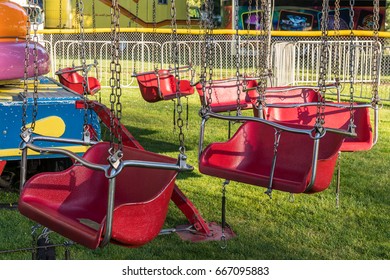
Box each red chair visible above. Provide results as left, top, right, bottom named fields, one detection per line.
left=18, top=142, right=178, bottom=249
left=136, top=69, right=194, bottom=103
left=196, top=79, right=258, bottom=113
left=56, top=67, right=101, bottom=96
left=199, top=121, right=345, bottom=194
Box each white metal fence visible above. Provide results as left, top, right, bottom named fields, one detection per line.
left=42, top=32, right=390, bottom=101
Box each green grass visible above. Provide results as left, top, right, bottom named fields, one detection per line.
left=0, top=88, right=389, bottom=260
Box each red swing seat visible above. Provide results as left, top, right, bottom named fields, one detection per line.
left=18, top=142, right=178, bottom=249
left=199, top=121, right=345, bottom=194
left=56, top=67, right=101, bottom=95
left=136, top=69, right=194, bottom=103
left=196, top=79, right=258, bottom=113
left=265, top=103, right=373, bottom=152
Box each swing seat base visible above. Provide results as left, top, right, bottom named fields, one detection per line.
left=175, top=222, right=236, bottom=243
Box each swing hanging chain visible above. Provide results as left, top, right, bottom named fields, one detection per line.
left=207, top=0, right=215, bottom=113
left=316, top=0, right=330, bottom=134
left=77, top=0, right=90, bottom=136
left=348, top=0, right=356, bottom=133
left=153, top=0, right=158, bottom=71
left=109, top=0, right=123, bottom=161
left=332, top=0, right=341, bottom=87
left=234, top=0, right=242, bottom=116
left=59, top=0, right=63, bottom=69
left=22, top=1, right=32, bottom=132
left=371, top=0, right=381, bottom=107
left=32, top=0, right=40, bottom=132
left=255, top=0, right=270, bottom=114
left=171, top=0, right=186, bottom=155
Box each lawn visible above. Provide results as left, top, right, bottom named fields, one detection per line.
left=0, top=87, right=389, bottom=260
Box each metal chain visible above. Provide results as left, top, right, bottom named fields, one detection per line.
left=77, top=0, right=89, bottom=134
left=332, top=0, right=341, bottom=87
left=132, top=0, right=140, bottom=74
left=31, top=0, right=40, bottom=131
left=206, top=0, right=214, bottom=112
left=234, top=0, right=241, bottom=115
left=245, top=0, right=253, bottom=76
left=371, top=0, right=381, bottom=107
left=110, top=0, right=122, bottom=153
left=59, top=0, right=63, bottom=69
left=264, top=0, right=272, bottom=77
left=348, top=0, right=356, bottom=131
left=255, top=0, right=267, bottom=115
left=171, top=0, right=186, bottom=155
left=200, top=0, right=210, bottom=113
left=22, top=1, right=32, bottom=132
left=153, top=0, right=158, bottom=71
left=186, top=0, right=193, bottom=61
left=316, top=0, right=330, bottom=133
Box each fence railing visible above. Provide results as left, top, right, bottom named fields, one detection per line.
left=42, top=31, right=390, bottom=101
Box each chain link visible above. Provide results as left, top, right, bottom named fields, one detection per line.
left=30, top=0, right=40, bottom=131
left=348, top=0, right=356, bottom=131
left=171, top=0, right=186, bottom=154
left=153, top=0, right=158, bottom=71
left=332, top=0, right=341, bottom=87
left=371, top=0, right=381, bottom=107
left=58, top=0, right=63, bottom=69
left=22, top=1, right=32, bottom=132
left=203, top=0, right=214, bottom=112
left=110, top=0, right=122, bottom=152
left=77, top=0, right=90, bottom=134
left=316, top=0, right=330, bottom=132
left=234, top=0, right=241, bottom=115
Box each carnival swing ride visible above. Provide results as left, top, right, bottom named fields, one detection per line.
left=0, top=0, right=382, bottom=257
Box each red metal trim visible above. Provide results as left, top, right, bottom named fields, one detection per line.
left=0, top=160, right=6, bottom=175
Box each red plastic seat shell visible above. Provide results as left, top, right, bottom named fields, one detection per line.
left=196, top=79, right=258, bottom=113
left=136, top=70, right=194, bottom=102
left=18, top=142, right=177, bottom=249
left=57, top=68, right=101, bottom=95
left=199, top=121, right=345, bottom=194
left=265, top=103, right=373, bottom=152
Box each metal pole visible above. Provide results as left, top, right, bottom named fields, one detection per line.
left=20, top=148, right=28, bottom=193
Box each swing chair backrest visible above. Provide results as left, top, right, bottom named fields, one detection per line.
left=265, top=103, right=373, bottom=152
left=199, top=121, right=345, bottom=194
left=19, top=142, right=178, bottom=249
left=136, top=69, right=194, bottom=102
left=195, top=79, right=258, bottom=113
left=251, top=86, right=320, bottom=117
left=56, top=67, right=101, bottom=95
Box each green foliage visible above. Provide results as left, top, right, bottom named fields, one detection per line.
left=0, top=89, right=389, bottom=260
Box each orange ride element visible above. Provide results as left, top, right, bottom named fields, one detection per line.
left=0, top=0, right=28, bottom=39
